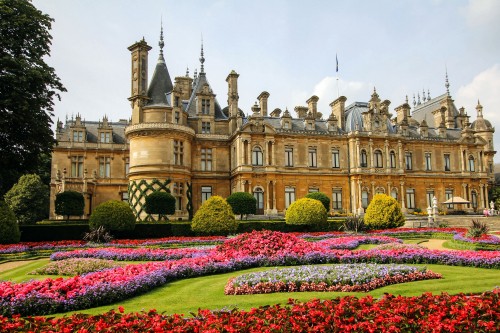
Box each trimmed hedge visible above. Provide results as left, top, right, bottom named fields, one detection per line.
left=305, top=192, right=330, bottom=212
left=364, top=193, right=405, bottom=230
left=191, top=196, right=238, bottom=235
left=89, top=200, right=135, bottom=232
left=55, top=191, right=85, bottom=221
left=226, top=192, right=257, bottom=219
left=285, top=198, right=327, bottom=225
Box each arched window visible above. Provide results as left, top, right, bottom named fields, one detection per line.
left=374, top=150, right=383, bottom=168
left=360, top=150, right=368, bottom=167
left=390, top=151, right=397, bottom=168
left=471, top=191, right=478, bottom=209
left=468, top=155, right=475, bottom=172
left=252, top=146, right=263, bottom=166
left=391, top=189, right=398, bottom=200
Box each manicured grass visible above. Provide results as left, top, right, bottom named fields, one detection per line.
left=58, top=263, right=500, bottom=317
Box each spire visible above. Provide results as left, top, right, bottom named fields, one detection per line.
left=186, top=66, right=189, bottom=77
left=476, top=100, right=483, bottom=118
left=159, top=18, right=164, bottom=56
left=445, top=68, right=450, bottom=95
left=199, top=37, right=205, bottom=74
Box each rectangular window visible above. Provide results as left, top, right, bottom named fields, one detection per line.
left=406, top=188, right=415, bottom=209
left=309, top=188, right=319, bottom=193
left=285, top=187, right=296, bottom=208
left=174, top=111, right=180, bottom=124
left=374, top=151, right=383, bottom=168
left=125, top=157, right=129, bottom=175
left=201, top=122, right=211, bottom=134
left=71, top=156, right=84, bottom=177
left=445, top=189, right=453, bottom=209
left=121, top=191, right=129, bottom=203
left=405, top=152, right=413, bottom=170
left=201, top=148, right=212, bottom=171
left=73, top=130, right=84, bottom=142
left=390, top=152, right=396, bottom=168
left=308, top=147, right=317, bottom=167
left=361, top=191, right=369, bottom=208
left=425, top=153, right=432, bottom=171
left=99, top=157, right=111, bottom=178
left=100, top=132, right=111, bottom=143
left=173, top=182, right=184, bottom=210
left=444, top=154, right=451, bottom=171
left=174, top=96, right=180, bottom=107
left=332, top=149, right=340, bottom=168
left=332, top=189, right=342, bottom=210
left=201, top=99, right=210, bottom=114
left=201, top=186, right=212, bottom=203
left=174, top=140, right=184, bottom=165
left=468, top=157, right=475, bottom=172
left=426, top=191, right=434, bottom=208
left=285, top=147, right=293, bottom=167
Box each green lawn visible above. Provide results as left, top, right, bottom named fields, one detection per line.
left=0, top=263, right=490, bottom=317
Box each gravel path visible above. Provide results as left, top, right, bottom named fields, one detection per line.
left=419, top=239, right=451, bottom=251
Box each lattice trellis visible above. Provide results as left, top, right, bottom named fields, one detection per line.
left=128, top=178, right=171, bottom=221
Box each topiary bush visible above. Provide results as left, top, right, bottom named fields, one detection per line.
left=55, top=190, right=85, bottom=222
left=191, top=196, right=237, bottom=235
left=144, top=191, right=176, bottom=221
left=364, top=193, right=405, bottom=230
left=0, top=201, right=21, bottom=244
left=305, top=192, right=330, bottom=212
left=285, top=198, right=327, bottom=225
left=89, top=200, right=135, bottom=232
left=4, top=174, right=49, bottom=224
left=226, top=192, right=257, bottom=220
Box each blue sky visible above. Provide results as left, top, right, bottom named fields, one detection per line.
left=33, top=0, right=500, bottom=162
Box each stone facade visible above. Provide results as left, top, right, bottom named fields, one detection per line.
left=49, top=31, right=496, bottom=220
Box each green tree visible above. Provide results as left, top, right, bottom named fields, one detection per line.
left=4, top=174, right=49, bottom=224
left=0, top=201, right=20, bottom=244
left=191, top=196, right=237, bottom=235
left=226, top=192, right=257, bottom=220
left=145, top=191, right=176, bottom=221
left=364, top=193, right=405, bottom=230
left=285, top=197, right=327, bottom=225
left=89, top=200, right=135, bottom=232
left=305, top=192, right=330, bottom=212
left=0, top=0, right=66, bottom=195
left=55, top=191, right=85, bottom=222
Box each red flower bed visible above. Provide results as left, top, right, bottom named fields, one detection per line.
left=1, top=290, right=498, bottom=332
left=216, top=230, right=323, bottom=258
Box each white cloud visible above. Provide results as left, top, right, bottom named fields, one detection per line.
left=455, top=64, right=500, bottom=162
left=462, top=0, right=500, bottom=29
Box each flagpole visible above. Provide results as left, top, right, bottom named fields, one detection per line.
left=336, top=53, right=340, bottom=98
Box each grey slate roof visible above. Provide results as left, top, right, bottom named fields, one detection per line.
left=58, top=119, right=128, bottom=144
left=344, top=102, right=397, bottom=134
left=146, top=53, right=173, bottom=106
left=411, top=93, right=458, bottom=125
left=184, top=72, right=226, bottom=119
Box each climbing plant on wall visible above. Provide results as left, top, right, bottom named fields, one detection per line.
left=128, top=178, right=171, bottom=221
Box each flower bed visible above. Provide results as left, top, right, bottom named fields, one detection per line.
left=29, top=258, right=125, bottom=276
left=1, top=231, right=499, bottom=316
left=225, top=264, right=441, bottom=294
left=450, top=233, right=500, bottom=251
left=50, top=247, right=211, bottom=261
left=1, top=290, right=498, bottom=332
left=317, top=235, right=401, bottom=249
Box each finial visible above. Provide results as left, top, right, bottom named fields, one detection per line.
left=159, top=18, right=164, bottom=54
left=445, top=67, right=450, bottom=95
left=186, top=66, right=189, bottom=77
left=413, top=94, right=416, bottom=107
left=199, top=36, right=205, bottom=73
left=422, top=88, right=426, bottom=102
left=427, top=89, right=431, bottom=100
left=417, top=93, right=421, bottom=105
left=194, top=68, right=198, bottom=79
left=405, top=95, right=409, bottom=104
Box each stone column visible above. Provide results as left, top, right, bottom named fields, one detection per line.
left=385, top=140, right=390, bottom=172
left=355, top=139, right=360, bottom=169
left=351, top=179, right=357, bottom=214
left=400, top=181, right=406, bottom=212
left=357, top=180, right=364, bottom=214
left=398, top=141, right=403, bottom=172
left=369, top=139, right=374, bottom=170
left=479, top=184, right=485, bottom=209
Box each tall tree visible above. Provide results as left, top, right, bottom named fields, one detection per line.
left=0, top=0, right=66, bottom=195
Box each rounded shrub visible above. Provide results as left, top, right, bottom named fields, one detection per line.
left=145, top=191, right=176, bottom=220
left=285, top=198, right=327, bottom=225
left=0, top=201, right=21, bottom=244
left=226, top=192, right=256, bottom=220
left=305, top=192, right=330, bottom=212
left=89, top=200, right=135, bottom=232
left=55, top=190, right=84, bottom=221
left=364, top=193, right=405, bottom=230
left=191, top=196, right=237, bottom=235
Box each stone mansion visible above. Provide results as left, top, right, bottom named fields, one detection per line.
left=49, top=29, right=496, bottom=220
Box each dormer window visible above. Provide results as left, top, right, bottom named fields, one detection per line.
left=72, top=130, right=84, bottom=142
left=100, top=132, right=111, bottom=143
left=283, top=121, right=290, bottom=129
left=201, top=99, right=210, bottom=114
